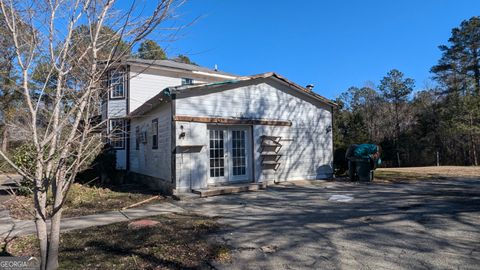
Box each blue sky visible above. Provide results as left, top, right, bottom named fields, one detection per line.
left=137, top=0, right=480, bottom=99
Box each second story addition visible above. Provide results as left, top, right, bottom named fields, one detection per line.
left=102, top=58, right=239, bottom=121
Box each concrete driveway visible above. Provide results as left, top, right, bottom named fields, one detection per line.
left=178, top=179, right=480, bottom=270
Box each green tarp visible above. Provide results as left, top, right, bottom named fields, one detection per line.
left=353, top=144, right=378, bottom=159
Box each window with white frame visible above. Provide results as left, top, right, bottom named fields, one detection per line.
left=109, top=119, right=125, bottom=149
left=109, top=69, right=125, bottom=99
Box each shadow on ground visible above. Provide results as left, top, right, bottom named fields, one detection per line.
left=178, top=178, right=480, bottom=270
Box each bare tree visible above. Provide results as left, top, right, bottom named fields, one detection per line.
left=0, top=0, right=178, bottom=269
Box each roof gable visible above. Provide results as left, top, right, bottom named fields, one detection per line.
left=172, top=72, right=336, bottom=107
left=129, top=72, right=336, bottom=117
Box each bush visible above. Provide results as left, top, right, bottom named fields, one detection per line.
left=76, top=144, right=116, bottom=186
left=12, top=144, right=36, bottom=175
left=12, top=144, right=37, bottom=196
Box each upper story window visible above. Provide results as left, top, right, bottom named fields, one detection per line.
left=109, top=69, right=125, bottom=99
left=152, top=119, right=158, bottom=149
left=109, top=119, right=125, bottom=149
left=182, top=78, right=194, bottom=86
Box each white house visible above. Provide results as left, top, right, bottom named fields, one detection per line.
left=102, top=59, right=336, bottom=194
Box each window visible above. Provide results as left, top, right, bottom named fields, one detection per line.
left=135, top=126, right=140, bottom=150
left=152, top=119, right=158, bottom=149
left=109, top=119, right=125, bottom=149
left=181, top=78, right=194, bottom=85
left=109, top=69, right=125, bottom=99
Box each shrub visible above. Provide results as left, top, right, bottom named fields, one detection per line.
left=12, top=144, right=37, bottom=196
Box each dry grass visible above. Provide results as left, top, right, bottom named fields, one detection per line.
left=375, top=166, right=480, bottom=182
left=4, top=183, right=162, bottom=220
left=4, top=213, right=230, bottom=269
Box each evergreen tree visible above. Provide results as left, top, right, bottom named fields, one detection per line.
left=0, top=10, right=22, bottom=153
left=379, top=69, right=415, bottom=167
left=173, top=54, right=197, bottom=65
left=138, top=40, right=167, bottom=60
left=432, top=16, right=480, bottom=165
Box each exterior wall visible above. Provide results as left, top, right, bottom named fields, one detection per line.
left=107, top=99, right=127, bottom=118
left=129, top=102, right=172, bottom=190
left=115, top=149, right=127, bottom=170
left=174, top=80, right=334, bottom=186
left=128, top=65, right=227, bottom=113
left=129, top=66, right=182, bottom=113
left=174, top=121, right=208, bottom=191
left=106, top=64, right=227, bottom=171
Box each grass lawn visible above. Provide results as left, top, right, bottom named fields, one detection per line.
left=375, top=166, right=480, bottom=182
left=4, top=183, right=163, bottom=220
left=4, top=213, right=230, bottom=269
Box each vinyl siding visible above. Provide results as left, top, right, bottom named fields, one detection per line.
left=129, top=68, right=182, bottom=113
left=175, top=80, right=333, bottom=183
left=174, top=121, right=208, bottom=191
left=129, top=103, right=171, bottom=181
left=107, top=99, right=127, bottom=118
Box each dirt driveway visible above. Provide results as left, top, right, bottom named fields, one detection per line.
left=178, top=178, right=480, bottom=270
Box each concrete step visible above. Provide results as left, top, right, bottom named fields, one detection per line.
left=171, top=192, right=201, bottom=201
left=192, top=182, right=267, bottom=197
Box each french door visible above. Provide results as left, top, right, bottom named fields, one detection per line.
left=208, top=126, right=251, bottom=184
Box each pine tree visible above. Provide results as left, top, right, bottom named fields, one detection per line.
left=138, top=40, right=167, bottom=60
left=173, top=54, right=197, bottom=65
left=379, top=69, right=415, bottom=167
left=431, top=16, right=480, bottom=165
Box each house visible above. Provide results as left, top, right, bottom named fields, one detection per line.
left=102, top=59, right=335, bottom=194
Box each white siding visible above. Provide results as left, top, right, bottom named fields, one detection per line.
left=103, top=64, right=234, bottom=175
left=175, top=80, right=333, bottom=184
left=128, top=65, right=226, bottom=113
left=129, top=67, right=182, bottom=113
left=107, top=99, right=127, bottom=118
left=116, top=149, right=127, bottom=170
left=130, top=103, right=171, bottom=181
left=175, top=122, right=208, bottom=191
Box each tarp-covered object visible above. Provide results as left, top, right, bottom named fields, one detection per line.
left=353, top=144, right=378, bottom=158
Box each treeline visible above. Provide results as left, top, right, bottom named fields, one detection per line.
left=334, top=16, right=480, bottom=170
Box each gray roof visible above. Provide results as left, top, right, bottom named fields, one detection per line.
left=125, top=58, right=238, bottom=77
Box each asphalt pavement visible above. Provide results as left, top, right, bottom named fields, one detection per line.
left=178, top=179, right=480, bottom=270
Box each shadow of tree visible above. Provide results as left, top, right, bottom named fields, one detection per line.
left=57, top=214, right=226, bottom=269
left=179, top=179, right=480, bottom=269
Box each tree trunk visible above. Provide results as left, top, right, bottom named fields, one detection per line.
left=471, top=46, right=480, bottom=96
left=33, top=191, right=48, bottom=270
left=46, top=171, right=65, bottom=270
left=469, top=114, right=478, bottom=166
left=473, top=139, right=479, bottom=166
left=46, top=210, right=62, bottom=270
left=1, top=129, right=8, bottom=153
left=394, top=102, right=401, bottom=167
